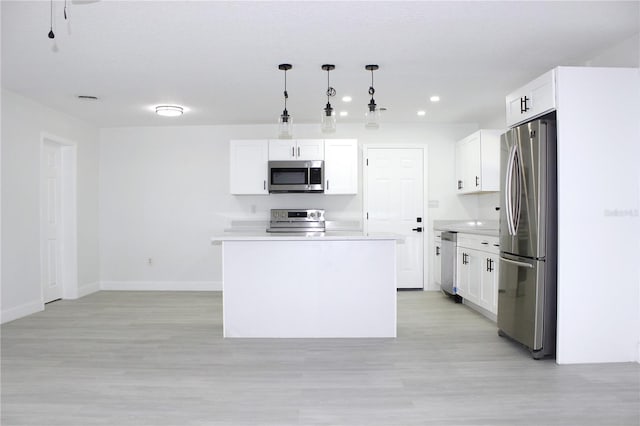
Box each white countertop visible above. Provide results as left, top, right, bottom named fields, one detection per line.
left=433, top=220, right=499, bottom=237
left=211, top=231, right=403, bottom=243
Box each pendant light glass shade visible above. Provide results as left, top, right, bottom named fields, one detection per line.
left=321, top=64, right=337, bottom=133
left=365, top=64, right=380, bottom=130
left=321, top=105, right=336, bottom=133
left=278, top=64, right=293, bottom=139
left=365, top=107, right=380, bottom=129
left=278, top=111, right=293, bottom=139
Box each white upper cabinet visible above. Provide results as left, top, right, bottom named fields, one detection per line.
left=455, top=129, right=502, bottom=194
left=506, top=69, right=556, bottom=127
left=268, top=139, right=324, bottom=161
left=229, top=140, right=269, bottom=195
left=324, top=139, right=358, bottom=194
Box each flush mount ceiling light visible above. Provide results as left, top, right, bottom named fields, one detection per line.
left=321, top=64, right=337, bottom=134
left=417, top=110, right=426, bottom=116
left=155, top=105, right=184, bottom=117
left=364, top=64, right=380, bottom=129
left=278, top=63, right=293, bottom=139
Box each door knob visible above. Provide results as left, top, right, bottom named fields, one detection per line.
left=412, top=227, right=423, bottom=232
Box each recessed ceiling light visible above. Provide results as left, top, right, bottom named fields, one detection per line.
left=430, top=95, right=440, bottom=102
left=341, top=96, right=352, bottom=103
left=339, top=111, right=348, bottom=117
left=155, top=105, right=184, bottom=117
left=417, top=110, right=426, bottom=116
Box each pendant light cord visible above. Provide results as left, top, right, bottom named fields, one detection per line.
left=283, top=69, right=288, bottom=112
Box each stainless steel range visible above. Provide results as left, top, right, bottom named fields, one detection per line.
left=267, top=209, right=326, bottom=233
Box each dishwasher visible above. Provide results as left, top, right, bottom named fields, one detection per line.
left=441, top=231, right=462, bottom=302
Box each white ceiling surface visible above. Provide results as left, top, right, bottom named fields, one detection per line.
left=2, top=1, right=639, bottom=128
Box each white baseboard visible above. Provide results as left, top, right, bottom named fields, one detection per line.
left=77, top=281, right=100, bottom=298
left=1, top=299, right=44, bottom=324
left=100, top=281, right=222, bottom=291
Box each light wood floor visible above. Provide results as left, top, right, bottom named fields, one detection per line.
left=2, top=291, right=639, bottom=426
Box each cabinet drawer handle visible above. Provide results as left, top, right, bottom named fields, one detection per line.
left=263, top=180, right=266, bottom=190
left=475, top=176, right=479, bottom=187
left=481, top=242, right=489, bottom=245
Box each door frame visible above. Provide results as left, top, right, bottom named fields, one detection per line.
left=362, top=144, right=429, bottom=290
left=40, top=133, right=78, bottom=304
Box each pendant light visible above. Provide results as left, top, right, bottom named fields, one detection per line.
left=47, top=0, right=55, bottom=38
left=321, top=64, right=337, bottom=133
left=365, top=64, right=380, bottom=129
left=278, top=64, right=293, bottom=139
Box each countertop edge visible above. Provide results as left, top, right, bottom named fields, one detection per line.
left=211, top=233, right=403, bottom=242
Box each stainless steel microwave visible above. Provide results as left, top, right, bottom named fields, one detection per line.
left=268, top=160, right=324, bottom=193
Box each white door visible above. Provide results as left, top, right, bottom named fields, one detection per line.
left=365, top=148, right=424, bottom=289
left=41, top=142, right=63, bottom=303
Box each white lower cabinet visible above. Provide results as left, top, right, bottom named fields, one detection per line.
left=455, top=234, right=499, bottom=317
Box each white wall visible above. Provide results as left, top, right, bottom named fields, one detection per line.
left=99, top=122, right=478, bottom=291
left=584, top=33, right=640, bottom=68
left=555, top=67, right=640, bottom=364
left=1, top=89, right=100, bottom=323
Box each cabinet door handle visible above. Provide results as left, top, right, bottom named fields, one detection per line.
left=263, top=180, right=266, bottom=190
left=436, top=246, right=440, bottom=256
left=475, top=176, right=480, bottom=187
left=489, top=258, right=494, bottom=272
left=326, top=180, right=330, bottom=191
left=520, top=96, right=530, bottom=113
left=297, top=147, right=300, bottom=157
left=292, top=146, right=295, bottom=157
left=486, top=258, right=490, bottom=271
left=458, top=180, right=463, bottom=190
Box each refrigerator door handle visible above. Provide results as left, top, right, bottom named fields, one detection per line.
left=499, top=256, right=534, bottom=269
left=513, top=146, right=523, bottom=235
left=505, top=143, right=516, bottom=236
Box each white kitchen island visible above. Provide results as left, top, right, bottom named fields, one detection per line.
left=211, top=232, right=399, bottom=338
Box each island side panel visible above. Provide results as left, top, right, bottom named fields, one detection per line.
left=222, top=239, right=397, bottom=338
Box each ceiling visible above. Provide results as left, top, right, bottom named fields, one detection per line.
left=2, top=1, right=639, bottom=128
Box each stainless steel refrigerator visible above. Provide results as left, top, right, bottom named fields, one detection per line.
left=498, top=113, right=557, bottom=359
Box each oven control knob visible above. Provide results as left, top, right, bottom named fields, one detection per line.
left=309, top=211, right=316, bottom=219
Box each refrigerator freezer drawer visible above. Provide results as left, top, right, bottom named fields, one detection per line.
left=497, top=253, right=555, bottom=358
